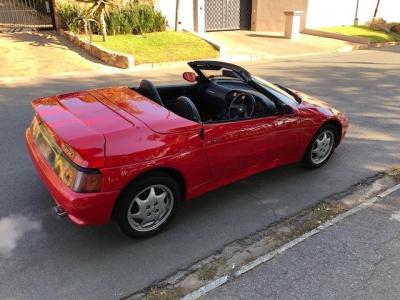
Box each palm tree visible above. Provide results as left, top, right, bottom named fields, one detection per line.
left=72, top=9, right=90, bottom=35
left=373, top=0, right=381, bottom=19
left=77, top=0, right=116, bottom=41
left=73, top=11, right=97, bottom=41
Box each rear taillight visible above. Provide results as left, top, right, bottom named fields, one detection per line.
left=54, top=155, right=102, bottom=193
left=32, top=116, right=102, bottom=193
left=72, top=171, right=102, bottom=193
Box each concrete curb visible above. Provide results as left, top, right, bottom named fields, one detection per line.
left=182, top=182, right=400, bottom=300
left=303, top=28, right=370, bottom=44
left=303, top=28, right=400, bottom=50
left=352, top=40, right=400, bottom=49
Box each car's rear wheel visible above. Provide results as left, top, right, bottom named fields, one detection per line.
left=114, top=172, right=180, bottom=238
left=302, top=124, right=338, bottom=169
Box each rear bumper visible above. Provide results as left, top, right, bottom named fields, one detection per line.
left=26, top=129, right=119, bottom=225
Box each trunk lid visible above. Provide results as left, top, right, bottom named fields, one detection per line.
left=93, top=87, right=201, bottom=134
left=32, top=91, right=133, bottom=168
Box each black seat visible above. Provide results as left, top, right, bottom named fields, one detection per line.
left=174, top=96, right=201, bottom=122
left=137, top=80, right=164, bottom=106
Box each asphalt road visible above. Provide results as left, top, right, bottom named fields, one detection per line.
left=207, top=189, right=400, bottom=300
left=0, top=47, right=399, bottom=299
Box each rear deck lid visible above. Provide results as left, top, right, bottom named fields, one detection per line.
left=93, top=87, right=201, bottom=134
left=32, top=91, right=133, bottom=168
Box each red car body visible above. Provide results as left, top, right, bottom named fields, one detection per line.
left=26, top=64, right=348, bottom=227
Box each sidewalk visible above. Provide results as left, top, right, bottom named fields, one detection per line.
left=206, top=188, right=400, bottom=299
left=0, top=31, right=116, bottom=78
left=1, top=30, right=356, bottom=80
left=205, top=31, right=355, bottom=61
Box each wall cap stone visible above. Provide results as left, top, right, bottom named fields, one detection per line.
left=59, top=30, right=135, bottom=69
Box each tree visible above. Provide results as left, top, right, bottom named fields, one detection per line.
left=77, top=0, right=116, bottom=41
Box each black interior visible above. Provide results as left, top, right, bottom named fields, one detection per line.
left=173, top=96, right=201, bottom=122
left=134, top=76, right=279, bottom=123
left=137, top=80, right=164, bottom=106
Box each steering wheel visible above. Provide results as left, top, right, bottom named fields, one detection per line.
left=228, top=92, right=256, bottom=120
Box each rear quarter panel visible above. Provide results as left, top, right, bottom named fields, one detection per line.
left=101, top=126, right=211, bottom=200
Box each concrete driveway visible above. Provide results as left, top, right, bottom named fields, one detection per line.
left=206, top=30, right=354, bottom=60
left=0, top=31, right=116, bottom=78
left=0, top=47, right=399, bottom=299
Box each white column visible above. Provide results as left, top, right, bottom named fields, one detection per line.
left=194, top=0, right=205, bottom=34
left=284, top=11, right=304, bottom=39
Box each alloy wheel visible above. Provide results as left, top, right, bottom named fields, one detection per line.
left=127, top=184, right=174, bottom=232
left=311, top=130, right=334, bottom=164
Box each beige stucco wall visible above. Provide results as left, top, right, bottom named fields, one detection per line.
left=251, top=0, right=308, bottom=32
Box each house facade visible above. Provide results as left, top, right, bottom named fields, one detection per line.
left=155, top=0, right=400, bottom=34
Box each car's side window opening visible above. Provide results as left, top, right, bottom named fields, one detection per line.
left=152, top=79, right=280, bottom=124
left=136, top=72, right=287, bottom=124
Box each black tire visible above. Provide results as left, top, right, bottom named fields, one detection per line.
left=114, top=172, right=181, bottom=238
left=302, top=124, right=338, bottom=169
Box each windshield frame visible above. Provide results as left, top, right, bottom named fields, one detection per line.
left=251, top=75, right=299, bottom=106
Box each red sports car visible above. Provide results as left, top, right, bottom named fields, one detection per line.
left=26, top=61, right=348, bottom=237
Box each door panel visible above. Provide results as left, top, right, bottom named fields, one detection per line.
left=272, top=111, right=302, bottom=164
left=203, top=116, right=279, bottom=181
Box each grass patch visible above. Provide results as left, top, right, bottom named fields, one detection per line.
left=294, top=202, right=345, bottom=235
left=144, top=287, right=180, bottom=300
left=388, top=164, right=400, bottom=182
left=266, top=202, right=345, bottom=249
left=84, top=31, right=219, bottom=64
left=320, top=25, right=400, bottom=43
left=196, top=258, right=225, bottom=281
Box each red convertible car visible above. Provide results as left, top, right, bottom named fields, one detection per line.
left=26, top=61, right=348, bottom=237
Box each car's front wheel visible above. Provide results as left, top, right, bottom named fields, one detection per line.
left=114, top=172, right=180, bottom=238
left=302, top=124, right=338, bottom=169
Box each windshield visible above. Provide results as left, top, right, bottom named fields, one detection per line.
left=201, top=68, right=240, bottom=80
left=251, top=75, right=299, bottom=105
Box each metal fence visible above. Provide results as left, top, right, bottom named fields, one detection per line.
left=0, top=0, right=54, bottom=29
left=205, top=0, right=252, bottom=31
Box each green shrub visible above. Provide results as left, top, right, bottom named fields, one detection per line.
left=57, top=1, right=80, bottom=32
left=106, top=4, right=166, bottom=35
left=57, top=1, right=166, bottom=35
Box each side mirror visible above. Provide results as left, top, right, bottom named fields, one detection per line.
left=183, top=72, right=197, bottom=83
left=283, top=105, right=296, bottom=115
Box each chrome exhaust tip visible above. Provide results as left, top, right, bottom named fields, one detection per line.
left=53, top=205, right=67, bottom=218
